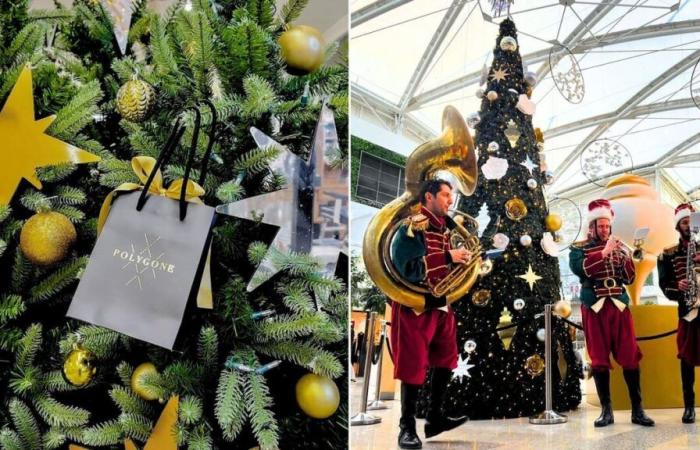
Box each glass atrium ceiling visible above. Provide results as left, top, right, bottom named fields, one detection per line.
left=350, top=0, right=700, bottom=197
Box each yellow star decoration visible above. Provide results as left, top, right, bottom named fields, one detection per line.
left=69, top=396, right=178, bottom=450
left=0, top=65, right=100, bottom=205
left=518, top=264, right=543, bottom=291
left=490, top=67, right=509, bottom=83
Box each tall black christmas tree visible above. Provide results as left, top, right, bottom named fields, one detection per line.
left=442, top=19, right=582, bottom=419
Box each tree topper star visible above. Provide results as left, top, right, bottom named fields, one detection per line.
left=0, top=65, right=100, bottom=205
left=490, top=67, right=509, bottom=83
left=518, top=264, right=543, bottom=291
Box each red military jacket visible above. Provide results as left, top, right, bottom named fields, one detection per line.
left=420, top=206, right=452, bottom=289
left=569, top=238, right=635, bottom=308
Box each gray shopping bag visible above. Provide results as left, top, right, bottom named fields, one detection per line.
left=68, top=105, right=218, bottom=349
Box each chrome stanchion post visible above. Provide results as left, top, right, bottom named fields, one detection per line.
left=367, top=320, right=389, bottom=410
left=530, top=303, right=567, bottom=424
left=351, top=312, right=382, bottom=425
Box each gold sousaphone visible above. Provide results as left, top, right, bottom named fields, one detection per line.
left=362, top=106, right=483, bottom=313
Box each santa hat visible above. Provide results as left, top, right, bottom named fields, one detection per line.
left=675, top=203, right=695, bottom=228
left=587, top=199, right=614, bottom=224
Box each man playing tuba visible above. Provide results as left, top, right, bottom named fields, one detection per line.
left=658, top=203, right=700, bottom=423
left=389, top=179, right=472, bottom=449
left=569, top=199, right=654, bottom=428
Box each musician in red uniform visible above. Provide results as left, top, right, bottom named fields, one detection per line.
left=390, top=179, right=472, bottom=449
left=570, top=199, right=654, bottom=427
left=658, top=203, right=700, bottom=423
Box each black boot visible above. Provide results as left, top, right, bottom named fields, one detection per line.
left=681, top=360, right=696, bottom=424
left=399, top=382, right=422, bottom=449
left=623, top=369, right=655, bottom=427
left=592, top=370, right=614, bottom=427
left=424, top=368, right=468, bottom=439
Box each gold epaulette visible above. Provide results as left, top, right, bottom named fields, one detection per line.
left=570, top=239, right=589, bottom=249
left=663, top=244, right=679, bottom=256
left=404, top=213, right=428, bottom=238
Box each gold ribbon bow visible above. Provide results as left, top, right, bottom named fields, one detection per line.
left=97, top=156, right=213, bottom=309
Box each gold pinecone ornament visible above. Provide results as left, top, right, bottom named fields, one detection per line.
left=20, top=210, right=77, bottom=266
left=116, top=78, right=155, bottom=122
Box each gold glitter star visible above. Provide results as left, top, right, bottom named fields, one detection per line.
left=518, top=264, right=542, bottom=291
left=490, top=67, right=509, bottom=83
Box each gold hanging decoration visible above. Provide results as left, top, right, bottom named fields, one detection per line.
left=497, top=307, right=516, bottom=350
left=504, top=119, right=521, bottom=148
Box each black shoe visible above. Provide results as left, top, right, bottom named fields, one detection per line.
left=424, top=415, right=469, bottom=438
left=631, top=407, right=655, bottom=427
left=594, top=403, right=614, bottom=427
left=683, top=406, right=695, bottom=424
left=398, top=424, right=422, bottom=449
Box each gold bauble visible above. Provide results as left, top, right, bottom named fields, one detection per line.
left=116, top=79, right=155, bottom=122
left=131, top=362, right=159, bottom=401
left=486, top=90, right=499, bottom=102
left=63, top=344, right=96, bottom=387
left=471, top=289, right=491, bottom=307
left=20, top=211, right=77, bottom=266
left=545, top=214, right=562, bottom=232
left=279, top=25, right=325, bottom=75
left=554, top=299, right=572, bottom=318
left=525, top=354, right=545, bottom=377
left=295, top=373, right=340, bottom=419
left=505, top=198, right=528, bottom=221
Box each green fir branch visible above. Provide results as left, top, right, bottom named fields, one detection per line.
left=278, top=0, right=309, bottom=26
left=33, top=395, right=90, bottom=428
left=80, top=420, right=123, bottom=447
left=215, top=369, right=246, bottom=441
left=8, top=399, right=41, bottom=450
left=15, top=323, right=42, bottom=369
left=244, top=373, right=279, bottom=450
left=28, top=256, right=87, bottom=303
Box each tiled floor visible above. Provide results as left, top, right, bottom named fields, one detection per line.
left=350, top=378, right=700, bottom=449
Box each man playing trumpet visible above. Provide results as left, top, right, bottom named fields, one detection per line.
left=658, top=203, right=700, bottom=423
left=390, top=179, right=472, bottom=449
left=570, top=199, right=654, bottom=428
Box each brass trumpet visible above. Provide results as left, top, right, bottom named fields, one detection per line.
left=362, top=106, right=482, bottom=313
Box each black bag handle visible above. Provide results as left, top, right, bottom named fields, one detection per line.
left=136, top=107, right=203, bottom=220
left=198, top=99, right=218, bottom=186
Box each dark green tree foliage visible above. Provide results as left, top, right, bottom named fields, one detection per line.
left=0, top=0, right=348, bottom=448
left=439, top=19, right=582, bottom=419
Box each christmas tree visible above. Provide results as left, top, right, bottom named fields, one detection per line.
left=0, top=1, right=348, bottom=449
left=437, top=19, right=582, bottom=419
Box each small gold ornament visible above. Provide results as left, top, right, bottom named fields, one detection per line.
left=131, top=362, right=159, bottom=401
left=525, top=354, right=545, bottom=377
left=490, top=67, right=509, bottom=83
left=279, top=25, right=326, bottom=75
left=295, top=373, right=340, bottom=419
left=471, top=289, right=491, bottom=307
left=497, top=308, right=516, bottom=350
left=534, top=128, right=545, bottom=143
left=116, top=78, right=155, bottom=122
left=526, top=85, right=534, bottom=98
left=504, top=120, right=521, bottom=148
left=545, top=214, right=562, bottom=232
left=20, top=210, right=77, bottom=266
left=518, top=264, right=543, bottom=291
left=505, top=198, right=528, bottom=221
left=486, top=91, right=499, bottom=102
left=554, top=299, right=572, bottom=319
left=63, top=344, right=96, bottom=387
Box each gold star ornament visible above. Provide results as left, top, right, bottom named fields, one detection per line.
left=490, top=67, right=509, bottom=83
left=518, top=264, right=543, bottom=291
left=0, top=65, right=100, bottom=205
